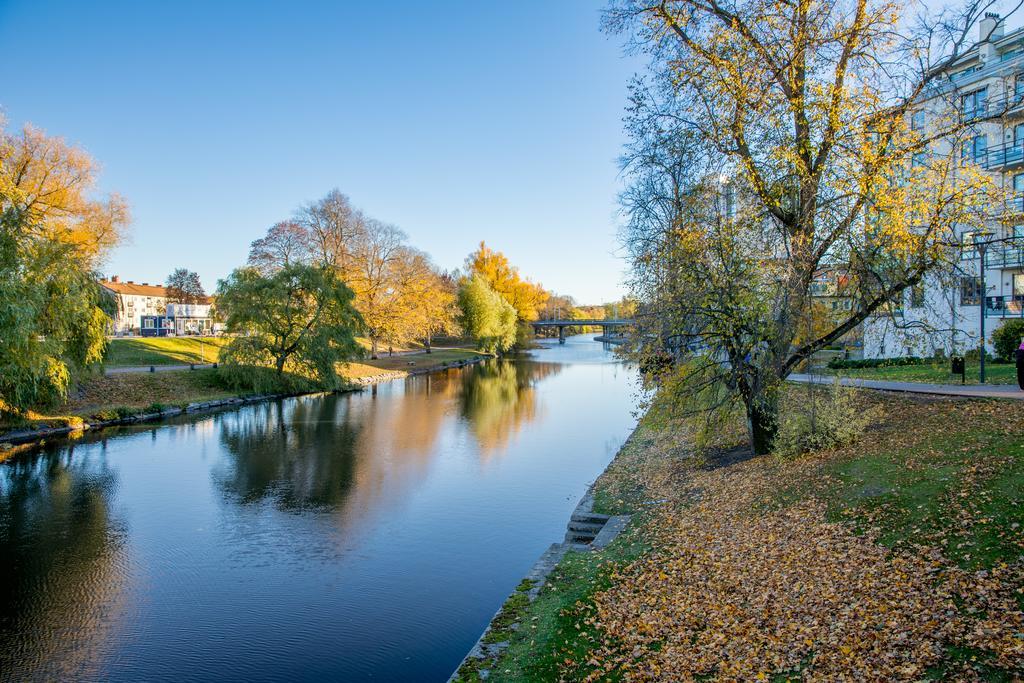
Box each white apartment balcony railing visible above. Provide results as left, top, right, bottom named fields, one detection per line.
left=959, top=91, right=1024, bottom=121
left=963, top=139, right=1024, bottom=169
left=986, top=294, right=1024, bottom=317
left=985, top=243, right=1024, bottom=267
left=990, top=192, right=1024, bottom=216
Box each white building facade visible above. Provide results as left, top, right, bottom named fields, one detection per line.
left=864, top=13, right=1024, bottom=359
left=100, top=276, right=216, bottom=336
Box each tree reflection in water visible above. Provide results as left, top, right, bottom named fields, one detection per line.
left=0, top=442, right=128, bottom=680
left=214, top=397, right=362, bottom=511
left=458, top=359, right=564, bottom=459
left=213, top=359, right=566, bottom=528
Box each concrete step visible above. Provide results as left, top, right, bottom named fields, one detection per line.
left=567, top=521, right=605, bottom=535
left=570, top=512, right=610, bottom=525
left=567, top=531, right=599, bottom=543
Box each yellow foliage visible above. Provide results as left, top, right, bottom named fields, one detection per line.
left=465, top=241, right=549, bottom=321
left=1, top=123, right=129, bottom=265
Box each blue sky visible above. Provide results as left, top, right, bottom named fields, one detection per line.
left=0, top=0, right=643, bottom=303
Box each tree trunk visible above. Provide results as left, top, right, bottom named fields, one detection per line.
left=370, top=338, right=378, bottom=360
left=275, top=354, right=287, bottom=376
left=745, top=390, right=779, bottom=456
left=425, top=333, right=432, bottom=354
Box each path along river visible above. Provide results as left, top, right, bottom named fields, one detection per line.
left=0, top=336, right=638, bottom=681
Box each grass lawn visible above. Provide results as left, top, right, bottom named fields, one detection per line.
left=0, top=369, right=236, bottom=433
left=65, top=369, right=234, bottom=419
left=465, top=389, right=1024, bottom=681
left=340, top=348, right=488, bottom=380
left=105, top=336, right=478, bottom=369
left=826, top=360, right=1019, bottom=385
left=105, top=336, right=230, bottom=367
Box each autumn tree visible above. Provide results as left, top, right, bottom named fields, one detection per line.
left=342, top=220, right=411, bottom=357
left=458, top=275, right=518, bottom=354
left=298, top=189, right=365, bottom=277
left=0, top=121, right=129, bottom=413
left=216, top=264, right=363, bottom=391
left=3, top=124, right=128, bottom=265
left=465, top=242, right=549, bottom=322
left=247, top=220, right=310, bottom=274
left=608, top=0, right=1000, bottom=453
left=407, top=264, right=460, bottom=353
left=165, top=268, right=206, bottom=304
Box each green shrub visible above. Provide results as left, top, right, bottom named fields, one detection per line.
left=774, top=381, right=874, bottom=458
left=992, top=319, right=1024, bottom=361
left=215, top=363, right=321, bottom=395
left=827, top=356, right=926, bottom=370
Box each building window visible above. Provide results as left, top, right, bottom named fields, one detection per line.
left=961, top=135, right=987, bottom=164
left=1017, top=74, right=1024, bottom=101
left=961, top=87, right=988, bottom=118
left=142, top=318, right=155, bottom=329
left=911, top=110, right=925, bottom=130
left=1014, top=123, right=1024, bottom=149
left=910, top=282, right=926, bottom=308
left=961, top=276, right=984, bottom=305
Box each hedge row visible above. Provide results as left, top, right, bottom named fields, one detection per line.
left=827, top=356, right=929, bottom=370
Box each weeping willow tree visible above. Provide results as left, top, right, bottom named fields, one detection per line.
left=608, top=0, right=1006, bottom=454
left=0, top=122, right=129, bottom=413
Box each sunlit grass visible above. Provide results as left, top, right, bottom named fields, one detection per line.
left=105, top=336, right=229, bottom=366
left=825, top=361, right=1018, bottom=385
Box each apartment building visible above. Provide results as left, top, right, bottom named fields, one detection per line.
left=864, top=12, right=1024, bottom=358
left=100, top=275, right=214, bottom=336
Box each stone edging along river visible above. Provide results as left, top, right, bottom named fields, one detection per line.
left=0, top=355, right=490, bottom=455
left=449, top=428, right=639, bottom=682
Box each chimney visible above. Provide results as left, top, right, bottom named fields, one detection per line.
left=980, top=12, right=1004, bottom=42
left=111, top=275, right=120, bottom=283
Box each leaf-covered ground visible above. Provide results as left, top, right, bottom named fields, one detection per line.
left=484, top=392, right=1024, bottom=681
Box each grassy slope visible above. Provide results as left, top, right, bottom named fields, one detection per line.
left=2, top=349, right=486, bottom=432
left=826, top=360, right=1018, bottom=385
left=477, top=391, right=1024, bottom=681
left=105, top=336, right=229, bottom=366
left=106, top=336, right=478, bottom=369
left=65, top=369, right=235, bottom=418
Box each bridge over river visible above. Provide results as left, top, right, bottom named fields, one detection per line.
left=531, top=319, right=633, bottom=343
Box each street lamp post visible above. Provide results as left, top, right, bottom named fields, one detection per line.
left=975, top=230, right=995, bottom=383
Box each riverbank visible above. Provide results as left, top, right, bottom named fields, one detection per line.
left=0, top=349, right=488, bottom=453
left=458, top=388, right=1024, bottom=681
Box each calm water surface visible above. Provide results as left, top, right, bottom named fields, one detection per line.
left=0, top=337, right=637, bottom=682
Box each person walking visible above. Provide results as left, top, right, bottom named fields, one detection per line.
left=1017, top=338, right=1024, bottom=390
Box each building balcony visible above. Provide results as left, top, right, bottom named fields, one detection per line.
left=990, top=192, right=1024, bottom=217
left=986, top=294, right=1024, bottom=317
left=978, top=140, right=1024, bottom=169
left=961, top=90, right=1024, bottom=122
left=986, top=243, right=1024, bottom=267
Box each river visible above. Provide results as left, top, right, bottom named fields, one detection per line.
left=0, top=336, right=638, bottom=682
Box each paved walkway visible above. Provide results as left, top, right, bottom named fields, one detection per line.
left=105, top=363, right=216, bottom=375
left=789, top=373, right=1024, bottom=400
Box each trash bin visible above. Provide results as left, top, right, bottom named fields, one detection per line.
left=951, top=356, right=966, bottom=384
left=1016, top=348, right=1024, bottom=390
